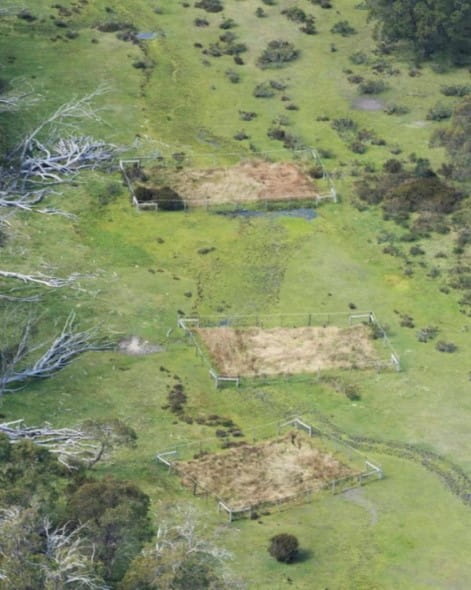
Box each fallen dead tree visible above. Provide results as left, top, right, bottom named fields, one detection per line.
left=0, top=314, right=115, bottom=394
left=0, top=417, right=136, bottom=470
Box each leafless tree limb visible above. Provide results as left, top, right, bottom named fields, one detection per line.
left=0, top=418, right=136, bottom=470
left=0, top=270, right=89, bottom=288
left=0, top=313, right=116, bottom=394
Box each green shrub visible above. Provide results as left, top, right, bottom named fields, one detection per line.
left=268, top=534, right=299, bottom=563
left=257, top=40, right=300, bottom=68
left=440, top=85, right=471, bottom=97
left=349, top=51, right=369, bottom=64
left=253, top=82, right=275, bottom=98
left=195, top=0, right=224, bottom=13
left=426, top=103, right=452, bottom=121
left=331, top=20, right=356, bottom=36
left=281, top=7, right=307, bottom=22
left=436, top=341, right=457, bottom=353
left=359, top=79, right=388, bottom=94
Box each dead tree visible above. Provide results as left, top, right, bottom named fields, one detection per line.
left=0, top=314, right=115, bottom=394
left=0, top=507, right=109, bottom=589
left=0, top=87, right=117, bottom=214
left=0, top=418, right=136, bottom=470
left=0, top=270, right=87, bottom=288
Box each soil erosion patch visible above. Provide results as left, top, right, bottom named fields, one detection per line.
left=175, top=431, right=354, bottom=509
left=196, top=324, right=379, bottom=376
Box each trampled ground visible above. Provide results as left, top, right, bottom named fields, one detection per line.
left=196, top=324, right=379, bottom=376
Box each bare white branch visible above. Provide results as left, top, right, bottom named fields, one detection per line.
left=0, top=270, right=88, bottom=288
left=0, top=313, right=115, bottom=394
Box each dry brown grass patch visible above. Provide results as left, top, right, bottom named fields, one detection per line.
left=175, top=431, right=354, bottom=509
left=148, top=160, right=318, bottom=205
left=195, top=324, right=379, bottom=376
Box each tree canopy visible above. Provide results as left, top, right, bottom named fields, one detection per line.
left=365, top=0, right=471, bottom=59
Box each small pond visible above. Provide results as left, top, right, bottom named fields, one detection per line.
left=215, top=208, right=317, bottom=220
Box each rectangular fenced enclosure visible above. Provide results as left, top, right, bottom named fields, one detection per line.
left=178, top=311, right=400, bottom=386
left=155, top=417, right=383, bottom=522
left=120, top=148, right=336, bottom=212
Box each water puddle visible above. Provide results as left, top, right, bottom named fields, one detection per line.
left=216, top=208, right=317, bottom=220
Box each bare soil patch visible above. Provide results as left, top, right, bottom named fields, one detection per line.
left=118, top=335, right=164, bottom=355
left=147, top=160, right=318, bottom=205
left=175, top=431, right=354, bottom=510
left=195, top=324, right=379, bottom=376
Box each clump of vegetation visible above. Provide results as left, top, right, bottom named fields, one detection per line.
left=239, top=110, right=257, bottom=120
left=384, top=103, right=409, bottom=115
left=281, top=6, right=307, bottom=22
left=331, top=20, right=356, bottom=36
left=219, top=17, right=236, bottom=29
left=225, top=69, right=240, bottom=83
left=440, top=85, right=470, bottom=97
left=359, top=79, right=388, bottom=94
left=253, top=82, right=276, bottom=98
left=436, top=341, right=458, bottom=353
left=195, top=0, right=224, bottom=13
left=257, top=40, right=300, bottom=69
left=427, top=103, right=452, bottom=121
left=268, top=534, right=299, bottom=563
left=350, top=51, right=369, bottom=64
left=416, top=326, right=439, bottom=342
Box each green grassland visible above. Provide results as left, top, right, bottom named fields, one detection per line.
left=1, top=0, right=470, bottom=588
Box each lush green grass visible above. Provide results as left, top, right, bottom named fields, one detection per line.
left=1, top=0, right=470, bottom=588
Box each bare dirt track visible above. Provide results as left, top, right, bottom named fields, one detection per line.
left=149, top=160, right=318, bottom=204
left=175, top=431, right=354, bottom=509
left=196, top=324, right=379, bottom=376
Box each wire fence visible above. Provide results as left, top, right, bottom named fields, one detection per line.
left=177, top=311, right=400, bottom=388
left=155, top=416, right=383, bottom=522
left=119, top=147, right=337, bottom=212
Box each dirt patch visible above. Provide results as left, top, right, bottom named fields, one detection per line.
left=352, top=97, right=385, bottom=111
left=195, top=324, right=379, bottom=376
left=145, top=160, right=318, bottom=205
left=118, top=335, right=164, bottom=355
left=175, top=431, right=354, bottom=510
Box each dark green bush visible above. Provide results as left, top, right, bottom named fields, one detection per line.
left=257, top=40, right=300, bottom=68
left=253, top=82, right=275, bottom=98
left=331, top=20, right=356, bottom=36
left=436, top=341, right=457, bottom=353
left=440, top=85, right=470, bottom=97
left=195, top=0, right=224, bottom=13
left=268, top=534, right=299, bottom=563
left=281, top=7, right=307, bottom=22
left=426, top=103, right=452, bottom=121
left=359, top=79, right=388, bottom=94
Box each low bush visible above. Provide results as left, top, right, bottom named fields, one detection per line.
left=426, top=103, right=452, bottom=121
left=416, top=326, right=439, bottom=342
left=331, top=20, right=356, bottom=36
left=349, top=51, right=369, bottom=64
left=281, top=7, right=307, bottom=22
left=268, top=534, right=299, bottom=563
left=440, top=85, right=470, bottom=97
left=253, top=82, right=275, bottom=98
left=359, top=79, right=388, bottom=94
left=257, top=40, right=300, bottom=69
left=436, top=341, right=457, bottom=353
left=195, top=0, right=224, bottom=13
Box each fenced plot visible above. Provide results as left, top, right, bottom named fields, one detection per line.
left=175, top=431, right=353, bottom=511
left=155, top=417, right=383, bottom=521
left=120, top=148, right=336, bottom=211
left=196, top=324, right=379, bottom=377
left=178, top=311, right=400, bottom=385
